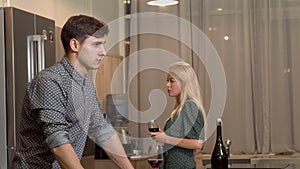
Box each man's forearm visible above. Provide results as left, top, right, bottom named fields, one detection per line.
left=99, top=133, right=134, bottom=169
left=105, top=149, right=134, bottom=169
left=51, top=143, right=84, bottom=169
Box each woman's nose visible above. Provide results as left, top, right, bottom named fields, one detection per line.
left=166, top=82, right=170, bottom=88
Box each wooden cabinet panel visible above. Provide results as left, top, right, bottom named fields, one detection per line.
left=94, top=54, right=124, bottom=109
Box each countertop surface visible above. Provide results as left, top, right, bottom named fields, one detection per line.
left=200, top=153, right=300, bottom=169
left=82, top=153, right=300, bottom=169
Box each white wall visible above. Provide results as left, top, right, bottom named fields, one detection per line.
left=1, top=0, right=122, bottom=27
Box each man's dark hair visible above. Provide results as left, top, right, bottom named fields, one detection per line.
left=61, top=14, right=109, bottom=53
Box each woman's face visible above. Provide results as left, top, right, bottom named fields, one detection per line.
left=166, top=74, right=181, bottom=97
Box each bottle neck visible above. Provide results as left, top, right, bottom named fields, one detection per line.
left=217, top=125, right=222, bottom=141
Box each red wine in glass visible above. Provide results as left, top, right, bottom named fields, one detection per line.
left=149, top=127, right=159, bottom=132
left=148, top=159, right=163, bottom=169
left=148, top=120, right=159, bottom=132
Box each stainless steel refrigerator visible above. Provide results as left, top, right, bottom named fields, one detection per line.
left=0, top=7, right=55, bottom=168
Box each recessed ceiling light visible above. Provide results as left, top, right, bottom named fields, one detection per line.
left=147, top=0, right=179, bottom=7
left=224, top=35, right=230, bottom=41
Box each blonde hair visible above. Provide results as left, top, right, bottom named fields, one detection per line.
left=168, top=62, right=206, bottom=120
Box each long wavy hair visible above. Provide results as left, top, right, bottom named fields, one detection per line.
left=168, top=62, right=206, bottom=121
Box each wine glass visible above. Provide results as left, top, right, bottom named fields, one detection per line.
left=147, top=145, right=163, bottom=169
left=148, top=120, right=159, bottom=132
left=147, top=158, right=163, bottom=169
left=147, top=120, right=163, bottom=168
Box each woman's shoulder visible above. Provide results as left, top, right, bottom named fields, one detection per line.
left=182, top=100, right=204, bottom=117
left=183, top=100, right=198, bottom=108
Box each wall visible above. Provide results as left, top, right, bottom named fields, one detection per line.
left=1, top=0, right=122, bottom=27
left=1, top=0, right=89, bottom=27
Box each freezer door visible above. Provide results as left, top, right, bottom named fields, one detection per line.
left=5, top=8, right=35, bottom=162
left=0, top=7, right=7, bottom=169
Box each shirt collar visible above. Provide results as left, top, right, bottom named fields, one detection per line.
left=61, top=56, right=88, bottom=86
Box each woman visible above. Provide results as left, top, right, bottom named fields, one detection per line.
left=149, top=62, right=205, bottom=169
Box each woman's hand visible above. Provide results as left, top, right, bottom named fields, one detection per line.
left=149, top=130, right=204, bottom=151
left=148, top=129, right=169, bottom=144
left=194, top=148, right=202, bottom=155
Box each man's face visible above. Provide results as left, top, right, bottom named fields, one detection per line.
left=77, top=35, right=106, bottom=74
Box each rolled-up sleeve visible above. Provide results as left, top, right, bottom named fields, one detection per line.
left=39, top=109, right=70, bottom=148
left=31, top=75, right=70, bottom=148
left=87, top=93, right=115, bottom=145
left=45, top=131, right=70, bottom=149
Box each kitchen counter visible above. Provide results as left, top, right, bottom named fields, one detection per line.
left=81, top=154, right=300, bottom=169
left=200, top=153, right=300, bottom=169
left=81, top=155, right=153, bottom=169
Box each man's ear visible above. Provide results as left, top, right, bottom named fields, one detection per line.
left=69, top=38, right=80, bottom=52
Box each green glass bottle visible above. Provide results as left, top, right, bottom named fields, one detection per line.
left=211, top=118, right=228, bottom=169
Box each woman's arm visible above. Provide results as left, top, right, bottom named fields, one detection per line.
left=149, top=131, right=204, bottom=150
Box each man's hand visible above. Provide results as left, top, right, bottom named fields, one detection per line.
left=99, top=133, right=134, bottom=169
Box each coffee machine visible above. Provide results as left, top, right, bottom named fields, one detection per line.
left=95, top=94, right=131, bottom=159
left=106, top=94, right=129, bottom=127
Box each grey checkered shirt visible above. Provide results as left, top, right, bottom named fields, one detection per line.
left=12, top=56, right=115, bottom=168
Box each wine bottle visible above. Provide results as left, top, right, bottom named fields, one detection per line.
left=211, top=118, right=228, bottom=169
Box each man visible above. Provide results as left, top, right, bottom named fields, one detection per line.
left=12, top=15, right=134, bottom=169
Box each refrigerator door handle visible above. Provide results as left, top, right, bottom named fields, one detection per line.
left=27, top=35, right=45, bottom=82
